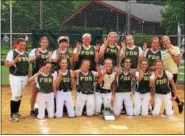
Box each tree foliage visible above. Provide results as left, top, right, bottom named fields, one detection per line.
left=161, top=0, right=185, bottom=34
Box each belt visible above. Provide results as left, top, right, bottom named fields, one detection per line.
left=59, top=88, right=71, bottom=92
left=156, top=91, right=170, bottom=95
left=96, top=88, right=111, bottom=93
left=77, top=89, right=94, bottom=95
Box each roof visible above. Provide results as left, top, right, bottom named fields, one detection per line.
left=101, top=1, right=163, bottom=22
left=62, top=0, right=163, bottom=25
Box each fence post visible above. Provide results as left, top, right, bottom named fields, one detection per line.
left=10, top=0, right=12, bottom=49
left=178, top=22, right=181, bottom=47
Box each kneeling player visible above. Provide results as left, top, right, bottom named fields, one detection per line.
left=150, top=60, right=176, bottom=116
left=28, top=62, right=57, bottom=119
left=95, top=59, right=116, bottom=115
left=55, top=58, right=75, bottom=118
left=134, top=60, right=151, bottom=116
left=113, top=58, right=133, bottom=116
left=74, top=60, right=98, bottom=116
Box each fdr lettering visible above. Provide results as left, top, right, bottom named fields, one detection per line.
left=156, top=79, right=167, bottom=85
left=80, top=76, right=93, bottom=81
left=126, top=51, right=137, bottom=56
left=81, top=51, right=94, bottom=55
left=120, top=75, right=130, bottom=81
left=148, top=55, right=160, bottom=60
left=39, top=78, right=52, bottom=83
left=62, top=77, right=70, bottom=82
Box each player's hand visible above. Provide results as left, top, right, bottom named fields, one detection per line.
left=139, top=70, right=144, bottom=77
left=38, top=67, right=44, bottom=74
left=95, top=44, right=100, bottom=52
left=36, top=48, right=41, bottom=58
left=101, top=67, right=106, bottom=76
left=167, top=49, right=173, bottom=56
left=121, top=40, right=126, bottom=49
left=115, top=67, right=121, bottom=75
left=104, top=38, right=108, bottom=48
left=143, top=42, right=147, bottom=52
left=76, top=42, right=81, bottom=52
left=47, top=51, right=52, bottom=59
left=14, top=55, right=21, bottom=63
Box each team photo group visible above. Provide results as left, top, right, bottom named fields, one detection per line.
left=5, top=32, right=184, bottom=122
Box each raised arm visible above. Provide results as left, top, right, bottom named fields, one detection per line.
left=73, top=43, right=81, bottom=62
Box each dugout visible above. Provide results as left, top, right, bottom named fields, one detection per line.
left=31, top=29, right=103, bottom=50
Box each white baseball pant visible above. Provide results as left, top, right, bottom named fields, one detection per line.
left=9, top=74, right=28, bottom=101
left=37, top=92, right=54, bottom=119
left=75, top=92, right=95, bottom=117
left=113, top=92, right=133, bottom=116
left=133, top=92, right=150, bottom=116
left=55, top=90, right=75, bottom=118
left=95, top=92, right=112, bottom=114
left=152, top=92, right=173, bottom=116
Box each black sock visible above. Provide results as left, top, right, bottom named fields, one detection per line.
left=17, top=100, right=21, bottom=113
left=14, top=101, right=19, bottom=113
left=10, top=100, right=17, bottom=115
left=175, top=96, right=181, bottom=104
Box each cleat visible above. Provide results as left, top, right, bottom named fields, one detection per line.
left=30, top=110, right=37, bottom=117
left=178, top=101, right=184, bottom=113
left=9, top=114, right=19, bottom=122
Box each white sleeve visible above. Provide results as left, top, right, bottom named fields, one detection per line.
left=52, top=71, right=57, bottom=80
left=29, top=48, right=36, bottom=57
left=35, top=76, right=39, bottom=89
left=73, top=48, right=77, bottom=53
left=51, top=50, right=57, bottom=59
left=165, top=71, right=173, bottom=80
left=92, top=71, right=98, bottom=77
left=6, top=50, right=13, bottom=61
left=138, top=47, right=143, bottom=56
left=144, top=49, right=149, bottom=57
left=150, top=72, right=155, bottom=80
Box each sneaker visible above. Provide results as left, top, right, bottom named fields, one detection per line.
left=9, top=114, right=19, bottom=122
left=178, top=101, right=184, bottom=113
left=15, top=113, right=25, bottom=119
left=30, top=110, right=37, bottom=117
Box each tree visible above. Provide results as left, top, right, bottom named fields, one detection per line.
left=161, top=0, right=185, bottom=34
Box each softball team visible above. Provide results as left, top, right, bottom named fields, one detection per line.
left=5, top=33, right=184, bottom=122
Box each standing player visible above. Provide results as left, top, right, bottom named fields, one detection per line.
left=150, top=60, right=176, bottom=116
left=122, top=34, right=143, bottom=69
left=51, top=36, right=73, bottom=71
left=55, top=58, right=75, bottom=118
left=113, top=58, right=133, bottom=116
left=95, top=59, right=116, bottom=115
left=74, top=60, right=98, bottom=117
left=73, top=33, right=99, bottom=71
left=99, top=32, right=120, bottom=67
left=161, top=36, right=184, bottom=113
left=141, top=37, right=162, bottom=71
left=134, top=59, right=151, bottom=116
left=28, top=62, right=57, bottom=120
left=5, top=38, right=29, bottom=121
left=29, top=36, right=51, bottom=117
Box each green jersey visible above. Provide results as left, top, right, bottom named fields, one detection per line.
left=146, top=49, right=161, bottom=67
left=75, top=45, right=95, bottom=70
left=33, top=49, right=49, bottom=73
left=155, top=71, right=171, bottom=94
left=125, top=46, right=139, bottom=68
left=104, top=45, right=118, bottom=66
left=9, top=50, right=29, bottom=76
left=58, top=70, right=72, bottom=92
left=37, top=73, right=53, bottom=93
left=116, top=70, right=132, bottom=93
left=137, top=72, right=151, bottom=94
left=78, top=71, right=94, bottom=94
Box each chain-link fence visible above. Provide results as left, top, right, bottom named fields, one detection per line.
left=1, top=0, right=184, bottom=84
